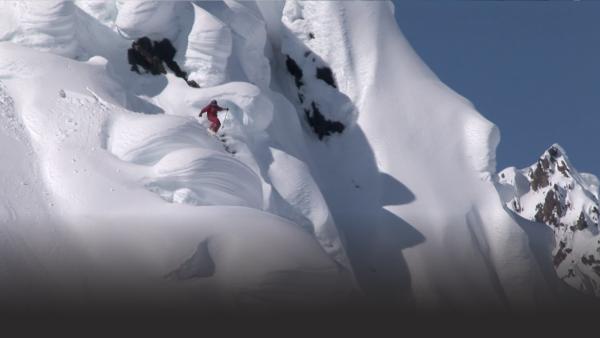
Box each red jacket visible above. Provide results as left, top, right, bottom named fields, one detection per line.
left=200, top=102, right=226, bottom=118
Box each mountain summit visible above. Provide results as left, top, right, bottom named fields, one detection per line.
left=497, top=144, right=600, bottom=296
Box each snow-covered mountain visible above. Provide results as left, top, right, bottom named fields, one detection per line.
left=0, top=0, right=597, bottom=311
left=497, top=144, right=600, bottom=296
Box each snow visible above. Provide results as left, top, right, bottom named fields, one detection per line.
left=497, top=144, right=600, bottom=296
left=581, top=172, right=600, bottom=200
left=179, top=3, right=232, bottom=88
left=115, top=1, right=178, bottom=41
left=75, top=0, right=117, bottom=27
left=269, top=0, right=556, bottom=309
left=0, top=0, right=596, bottom=310
left=0, top=1, right=356, bottom=307
left=0, top=1, right=79, bottom=58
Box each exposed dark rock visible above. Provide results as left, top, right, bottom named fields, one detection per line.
left=581, top=254, right=600, bottom=266
left=128, top=37, right=198, bottom=88
left=554, top=241, right=568, bottom=267
left=541, top=157, right=550, bottom=170
left=165, top=240, right=215, bottom=280
left=535, top=189, right=563, bottom=226
left=305, top=102, right=345, bottom=140
left=548, top=146, right=561, bottom=159
left=128, top=37, right=165, bottom=75
left=512, top=199, right=522, bottom=213
left=285, top=53, right=346, bottom=140
left=285, top=55, right=304, bottom=89
left=530, top=160, right=550, bottom=191
left=316, top=66, right=337, bottom=88
left=557, top=160, right=571, bottom=178
left=304, top=50, right=311, bottom=57
left=308, top=32, right=315, bottom=39
left=576, top=211, right=589, bottom=230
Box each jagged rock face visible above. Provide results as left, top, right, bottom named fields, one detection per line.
left=497, top=144, right=600, bottom=296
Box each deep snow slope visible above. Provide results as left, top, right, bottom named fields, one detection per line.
left=0, top=0, right=596, bottom=310
left=0, top=1, right=355, bottom=308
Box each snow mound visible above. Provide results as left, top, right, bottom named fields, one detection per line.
left=107, top=114, right=222, bottom=166
left=497, top=144, right=600, bottom=296
left=181, top=4, right=232, bottom=88
left=107, top=111, right=262, bottom=208
left=0, top=1, right=79, bottom=58
left=115, top=0, right=179, bottom=40
left=115, top=0, right=177, bottom=40
left=153, top=81, right=273, bottom=134
left=146, top=147, right=263, bottom=208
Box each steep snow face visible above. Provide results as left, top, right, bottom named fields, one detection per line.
left=497, top=145, right=600, bottom=296
left=271, top=0, right=555, bottom=309
left=220, top=1, right=272, bottom=89
left=0, top=1, right=79, bottom=58
left=179, top=4, right=232, bottom=87
left=279, top=1, right=355, bottom=139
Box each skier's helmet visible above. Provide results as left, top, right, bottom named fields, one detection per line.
left=210, top=100, right=217, bottom=105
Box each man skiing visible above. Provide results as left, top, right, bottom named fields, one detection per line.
left=199, top=100, right=228, bottom=133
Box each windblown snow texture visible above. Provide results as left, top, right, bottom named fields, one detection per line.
left=0, top=0, right=596, bottom=311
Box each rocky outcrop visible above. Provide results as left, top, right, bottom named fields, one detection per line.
left=280, top=0, right=356, bottom=140
left=497, top=144, right=600, bottom=296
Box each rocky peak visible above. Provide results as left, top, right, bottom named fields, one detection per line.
left=497, top=144, right=600, bottom=296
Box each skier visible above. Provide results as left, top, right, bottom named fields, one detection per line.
left=199, top=100, right=228, bottom=134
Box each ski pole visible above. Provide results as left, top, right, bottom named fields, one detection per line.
left=222, top=108, right=230, bottom=130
